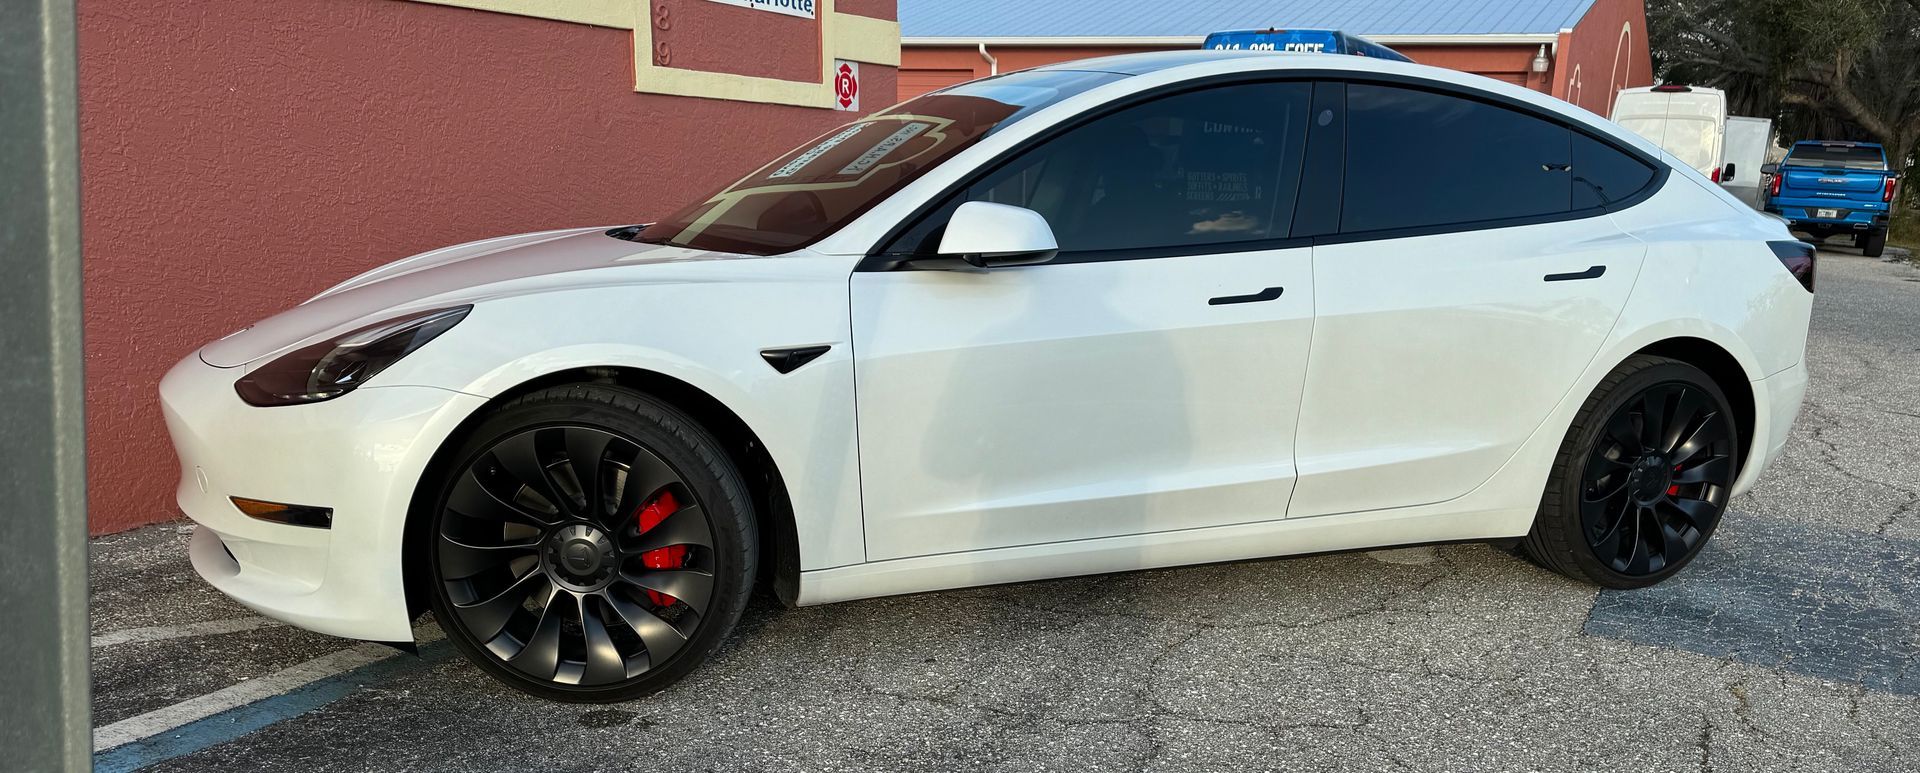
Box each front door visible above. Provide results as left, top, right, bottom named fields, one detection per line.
left=851, top=80, right=1321, bottom=560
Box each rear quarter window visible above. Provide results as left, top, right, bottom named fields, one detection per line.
left=1571, top=133, right=1657, bottom=209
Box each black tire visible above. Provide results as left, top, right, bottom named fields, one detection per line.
left=1862, top=229, right=1886, bottom=258
left=1520, top=355, right=1740, bottom=588
left=426, top=383, right=758, bottom=702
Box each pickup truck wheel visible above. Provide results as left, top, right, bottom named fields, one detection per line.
left=1861, top=229, right=1886, bottom=258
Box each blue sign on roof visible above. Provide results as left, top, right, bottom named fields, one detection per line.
left=1202, top=29, right=1413, bottom=62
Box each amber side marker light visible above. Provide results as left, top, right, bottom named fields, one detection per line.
left=230, top=497, right=333, bottom=529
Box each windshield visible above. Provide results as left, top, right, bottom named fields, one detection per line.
left=1785, top=144, right=1887, bottom=170
left=638, top=69, right=1126, bottom=255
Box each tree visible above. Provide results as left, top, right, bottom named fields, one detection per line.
left=1648, top=0, right=1920, bottom=197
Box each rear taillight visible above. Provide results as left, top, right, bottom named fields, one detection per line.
left=1710, top=166, right=1721, bottom=183
left=1770, top=171, right=1782, bottom=197
left=1769, top=240, right=1816, bottom=292
left=1885, top=176, right=1898, bottom=203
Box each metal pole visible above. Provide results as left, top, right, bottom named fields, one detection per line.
left=0, top=0, right=91, bottom=769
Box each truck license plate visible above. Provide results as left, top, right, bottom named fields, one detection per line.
left=1816, top=208, right=1840, bottom=219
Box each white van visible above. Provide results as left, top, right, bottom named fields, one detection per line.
left=1611, top=85, right=1729, bottom=181
left=1719, top=116, right=1774, bottom=208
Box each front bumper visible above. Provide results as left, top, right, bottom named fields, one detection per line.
left=160, top=352, right=487, bottom=642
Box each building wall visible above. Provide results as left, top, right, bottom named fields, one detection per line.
left=79, top=0, right=896, bottom=534
left=898, top=28, right=1651, bottom=112
left=1554, top=0, right=1654, bottom=117
left=898, top=42, right=1556, bottom=102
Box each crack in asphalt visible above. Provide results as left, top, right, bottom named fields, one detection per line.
left=1793, top=400, right=1920, bottom=535
left=1697, top=718, right=1715, bottom=773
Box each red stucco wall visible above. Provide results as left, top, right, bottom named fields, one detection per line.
left=78, top=0, right=895, bottom=534
left=1557, top=0, right=1653, bottom=116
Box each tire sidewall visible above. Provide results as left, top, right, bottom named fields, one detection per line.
left=1553, top=360, right=1740, bottom=588
left=425, top=386, right=758, bottom=702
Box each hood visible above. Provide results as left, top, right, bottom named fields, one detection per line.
left=199, top=226, right=735, bottom=367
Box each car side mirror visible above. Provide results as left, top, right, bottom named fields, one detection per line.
left=1761, top=162, right=1779, bottom=176
left=1723, top=162, right=1737, bottom=181
left=936, top=201, right=1058, bottom=268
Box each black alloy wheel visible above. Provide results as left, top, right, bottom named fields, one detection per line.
left=428, top=385, right=757, bottom=701
left=1522, top=355, right=1739, bottom=588
left=1577, top=381, right=1735, bottom=575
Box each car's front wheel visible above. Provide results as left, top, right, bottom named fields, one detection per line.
left=1521, top=355, right=1739, bottom=588
left=426, top=384, right=757, bottom=701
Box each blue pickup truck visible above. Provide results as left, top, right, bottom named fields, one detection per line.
left=1765, top=141, right=1899, bottom=257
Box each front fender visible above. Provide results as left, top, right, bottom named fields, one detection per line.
left=376, top=258, right=867, bottom=571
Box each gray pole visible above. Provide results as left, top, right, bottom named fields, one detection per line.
left=0, top=0, right=92, bottom=769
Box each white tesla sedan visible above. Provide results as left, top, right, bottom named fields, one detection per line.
left=161, top=51, right=1813, bottom=701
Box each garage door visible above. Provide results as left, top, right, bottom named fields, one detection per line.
left=898, top=68, right=975, bottom=101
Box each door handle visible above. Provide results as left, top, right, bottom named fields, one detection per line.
left=1544, top=265, right=1606, bottom=282
left=1209, top=286, right=1285, bottom=305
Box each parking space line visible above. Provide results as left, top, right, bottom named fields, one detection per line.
left=94, top=623, right=445, bottom=754
left=93, top=643, right=396, bottom=751
left=93, top=639, right=455, bottom=773
left=91, top=617, right=282, bottom=647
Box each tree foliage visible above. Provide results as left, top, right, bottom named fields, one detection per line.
left=1648, top=0, right=1920, bottom=191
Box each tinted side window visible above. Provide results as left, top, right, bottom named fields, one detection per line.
left=886, top=81, right=1313, bottom=256
left=1341, top=84, right=1572, bottom=233
left=1570, top=132, right=1657, bottom=209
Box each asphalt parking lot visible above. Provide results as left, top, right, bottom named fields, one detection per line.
left=91, top=247, right=1920, bottom=772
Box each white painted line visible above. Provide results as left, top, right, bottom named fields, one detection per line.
left=92, top=624, right=444, bottom=752
left=92, top=617, right=283, bottom=647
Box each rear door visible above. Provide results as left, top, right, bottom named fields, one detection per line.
left=1720, top=117, right=1770, bottom=208
left=1287, top=82, right=1655, bottom=518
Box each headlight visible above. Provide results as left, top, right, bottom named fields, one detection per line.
left=234, top=306, right=471, bottom=406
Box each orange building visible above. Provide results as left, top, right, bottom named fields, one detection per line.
left=897, top=0, right=1651, bottom=117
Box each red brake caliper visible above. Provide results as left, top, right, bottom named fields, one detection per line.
left=1668, top=464, right=1683, bottom=496
left=633, top=490, right=687, bottom=608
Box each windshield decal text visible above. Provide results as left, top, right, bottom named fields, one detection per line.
left=769, top=124, right=868, bottom=179
left=837, top=122, right=931, bottom=176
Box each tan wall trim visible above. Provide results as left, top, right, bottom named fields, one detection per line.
left=835, top=13, right=901, bottom=66
left=401, top=2, right=898, bottom=106
left=401, top=0, right=639, bottom=29
left=634, top=1, right=899, bottom=107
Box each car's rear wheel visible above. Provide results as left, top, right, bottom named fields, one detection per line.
left=1520, top=355, right=1739, bottom=588
left=427, top=384, right=757, bottom=702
